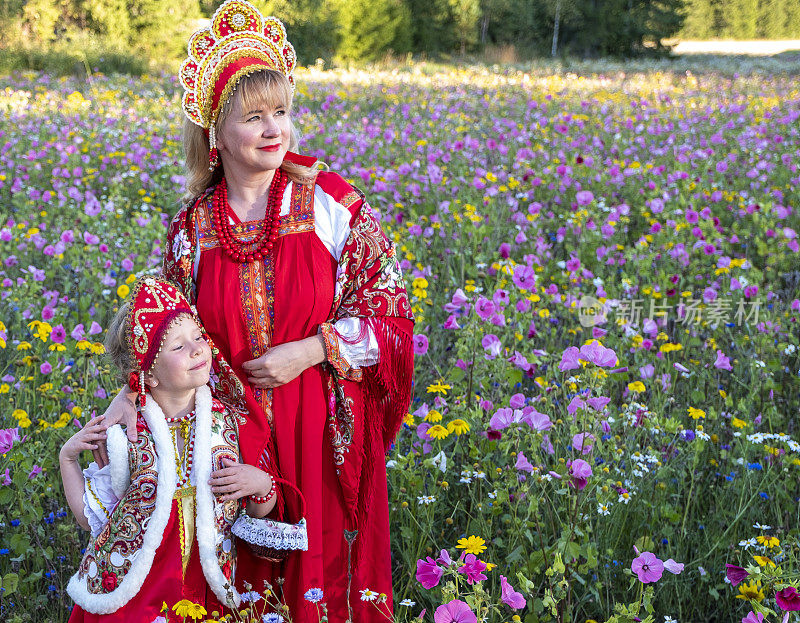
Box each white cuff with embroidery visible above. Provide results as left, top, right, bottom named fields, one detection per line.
left=82, top=462, right=119, bottom=537
left=333, top=317, right=380, bottom=369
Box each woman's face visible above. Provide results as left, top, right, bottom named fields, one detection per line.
left=216, top=89, right=291, bottom=175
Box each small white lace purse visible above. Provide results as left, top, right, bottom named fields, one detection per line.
left=232, top=478, right=308, bottom=562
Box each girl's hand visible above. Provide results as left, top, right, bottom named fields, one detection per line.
left=241, top=335, right=325, bottom=389
left=92, top=388, right=138, bottom=468
left=209, top=457, right=273, bottom=502
left=60, top=415, right=107, bottom=463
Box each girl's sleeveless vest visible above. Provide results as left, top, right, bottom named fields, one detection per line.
left=67, top=385, right=242, bottom=613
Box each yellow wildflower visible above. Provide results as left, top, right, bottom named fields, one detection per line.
left=756, top=535, right=780, bottom=548
left=426, top=380, right=451, bottom=395
left=403, top=413, right=415, bottom=426
left=731, top=417, right=746, bottom=428
left=447, top=419, right=470, bottom=435
left=16, top=341, right=32, bottom=351
left=627, top=381, right=645, bottom=393
left=76, top=340, right=92, bottom=351
left=172, top=600, right=207, bottom=620
left=687, top=407, right=705, bottom=420
left=736, top=579, right=764, bottom=602
left=424, top=409, right=442, bottom=422
left=752, top=555, right=775, bottom=567
left=12, top=409, right=27, bottom=420
left=427, top=424, right=449, bottom=440
left=117, top=284, right=130, bottom=298
left=90, top=342, right=106, bottom=355
left=456, top=535, right=487, bottom=555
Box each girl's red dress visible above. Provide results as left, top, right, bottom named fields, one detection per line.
left=68, top=499, right=227, bottom=623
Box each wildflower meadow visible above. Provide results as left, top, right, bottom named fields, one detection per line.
left=0, top=59, right=799, bottom=623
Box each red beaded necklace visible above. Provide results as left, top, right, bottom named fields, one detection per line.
left=211, top=169, right=288, bottom=263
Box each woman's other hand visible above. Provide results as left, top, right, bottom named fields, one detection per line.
left=242, top=334, right=325, bottom=388
left=92, top=388, right=138, bottom=468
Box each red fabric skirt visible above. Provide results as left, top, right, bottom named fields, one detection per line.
left=68, top=499, right=227, bottom=623
left=195, top=214, right=395, bottom=622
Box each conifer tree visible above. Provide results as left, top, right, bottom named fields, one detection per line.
left=128, top=0, right=201, bottom=59
left=335, top=0, right=412, bottom=61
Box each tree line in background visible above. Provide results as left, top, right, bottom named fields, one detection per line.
left=1, top=0, right=799, bottom=66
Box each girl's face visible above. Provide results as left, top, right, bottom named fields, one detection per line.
left=216, top=89, right=291, bottom=175
left=146, top=316, right=211, bottom=394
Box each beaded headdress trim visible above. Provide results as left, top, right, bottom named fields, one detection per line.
left=126, top=277, right=197, bottom=404
left=179, top=0, right=296, bottom=129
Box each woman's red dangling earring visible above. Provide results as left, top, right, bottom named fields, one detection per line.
left=208, top=124, right=220, bottom=171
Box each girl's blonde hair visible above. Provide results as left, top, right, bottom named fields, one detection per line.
left=182, top=69, right=323, bottom=201
left=104, top=302, right=134, bottom=385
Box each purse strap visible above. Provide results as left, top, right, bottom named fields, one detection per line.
left=271, top=476, right=307, bottom=519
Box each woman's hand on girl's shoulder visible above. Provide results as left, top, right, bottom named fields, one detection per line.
left=60, top=415, right=106, bottom=463
left=91, top=388, right=138, bottom=467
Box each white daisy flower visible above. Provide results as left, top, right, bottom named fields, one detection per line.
left=360, top=588, right=378, bottom=602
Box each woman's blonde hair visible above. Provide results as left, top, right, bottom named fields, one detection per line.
left=182, top=69, right=323, bottom=201
left=104, top=302, right=135, bottom=385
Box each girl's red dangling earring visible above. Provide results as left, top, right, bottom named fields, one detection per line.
left=208, top=124, right=220, bottom=171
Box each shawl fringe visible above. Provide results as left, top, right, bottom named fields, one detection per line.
left=352, top=317, right=414, bottom=565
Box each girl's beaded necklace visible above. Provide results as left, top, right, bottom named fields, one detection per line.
left=168, top=410, right=196, bottom=572
left=168, top=410, right=196, bottom=490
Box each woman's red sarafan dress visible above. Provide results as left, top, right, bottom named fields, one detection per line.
left=187, top=168, right=412, bottom=622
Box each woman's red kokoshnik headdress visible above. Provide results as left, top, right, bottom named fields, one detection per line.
left=126, top=278, right=196, bottom=406
left=178, top=0, right=297, bottom=170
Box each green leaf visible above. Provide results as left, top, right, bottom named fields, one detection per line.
left=0, top=487, right=13, bottom=505
left=506, top=368, right=523, bottom=385
left=10, top=534, right=30, bottom=557
left=1, top=573, right=19, bottom=596
left=449, top=366, right=466, bottom=384
left=585, top=543, right=598, bottom=569
left=507, top=544, right=524, bottom=563
left=516, top=571, right=535, bottom=593
left=564, top=540, right=581, bottom=562
left=634, top=535, right=654, bottom=552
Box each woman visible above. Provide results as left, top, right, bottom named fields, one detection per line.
left=103, top=1, right=414, bottom=621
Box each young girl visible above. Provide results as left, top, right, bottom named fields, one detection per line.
left=60, top=277, right=276, bottom=623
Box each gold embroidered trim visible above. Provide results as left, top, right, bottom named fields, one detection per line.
left=86, top=479, right=111, bottom=520
left=339, top=191, right=361, bottom=210
left=320, top=322, right=363, bottom=382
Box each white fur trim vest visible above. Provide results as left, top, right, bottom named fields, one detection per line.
left=67, top=386, right=242, bottom=612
